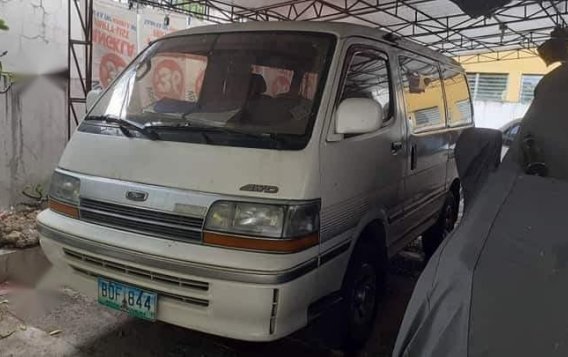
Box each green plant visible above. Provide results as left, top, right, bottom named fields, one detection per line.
left=0, top=19, right=8, bottom=31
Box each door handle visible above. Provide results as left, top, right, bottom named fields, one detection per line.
left=391, top=141, right=403, bottom=155
left=410, top=144, right=417, bottom=170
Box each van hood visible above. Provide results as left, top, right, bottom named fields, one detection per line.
left=58, top=132, right=320, bottom=200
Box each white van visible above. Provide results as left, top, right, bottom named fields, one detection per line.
left=38, top=22, right=473, bottom=347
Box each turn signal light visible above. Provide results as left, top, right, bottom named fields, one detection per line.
left=203, top=231, right=319, bottom=253
left=48, top=198, right=80, bottom=219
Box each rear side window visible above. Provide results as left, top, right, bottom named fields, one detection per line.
left=339, top=48, right=392, bottom=125
left=441, top=67, right=473, bottom=127
left=399, top=56, right=445, bottom=133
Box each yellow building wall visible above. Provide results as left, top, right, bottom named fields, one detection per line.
left=457, top=51, right=554, bottom=103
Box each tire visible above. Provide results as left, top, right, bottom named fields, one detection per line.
left=422, top=190, right=459, bottom=261
left=340, top=238, right=386, bottom=350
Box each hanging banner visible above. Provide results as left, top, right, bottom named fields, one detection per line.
left=137, top=10, right=187, bottom=50
left=92, top=0, right=137, bottom=88
left=135, top=10, right=202, bottom=107
left=136, top=52, right=207, bottom=108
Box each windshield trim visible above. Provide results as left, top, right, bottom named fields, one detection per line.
left=80, top=31, right=337, bottom=151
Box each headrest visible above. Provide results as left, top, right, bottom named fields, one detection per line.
left=249, top=74, right=267, bottom=96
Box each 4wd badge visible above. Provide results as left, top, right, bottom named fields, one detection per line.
left=239, top=184, right=279, bottom=194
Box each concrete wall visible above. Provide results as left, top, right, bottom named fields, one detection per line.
left=473, top=101, right=530, bottom=129
left=0, top=79, right=67, bottom=208
left=0, top=0, right=69, bottom=209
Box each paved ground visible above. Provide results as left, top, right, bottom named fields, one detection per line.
left=0, top=251, right=423, bottom=357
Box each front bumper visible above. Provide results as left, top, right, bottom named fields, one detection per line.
left=38, top=212, right=318, bottom=341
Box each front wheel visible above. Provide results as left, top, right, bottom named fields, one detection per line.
left=422, top=190, right=459, bottom=261
left=340, top=239, right=385, bottom=350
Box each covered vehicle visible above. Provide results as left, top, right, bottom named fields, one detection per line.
left=393, top=62, right=568, bottom=356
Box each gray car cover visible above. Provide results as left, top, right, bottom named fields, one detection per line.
left=393, top=63, right=568, bottom=357
left=455, top=127, right=502, bottom=210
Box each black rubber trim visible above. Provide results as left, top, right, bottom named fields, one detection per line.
left=307, top=291, right=343, bottom=322
left=319, top=241, right=351, bottom=266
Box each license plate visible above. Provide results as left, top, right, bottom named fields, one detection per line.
left=97, top=278, right=157, bottom=321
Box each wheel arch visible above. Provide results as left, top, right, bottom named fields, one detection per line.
left=449, top=178, right=461, bottom=198
left=344, top=213, right=389, bottom=281
left=449, top=178, right=461, bottom=220
left=350, top=208, right=389, bottom=255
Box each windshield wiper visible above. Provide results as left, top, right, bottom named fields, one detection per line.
left=145, top=123, right=216, bottom=144
left=86, top=114, right=160, bottom=140
left=147, top=123, right=285, bottom=148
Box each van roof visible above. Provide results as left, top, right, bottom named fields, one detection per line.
left=162, top=21, right=460, bottom=67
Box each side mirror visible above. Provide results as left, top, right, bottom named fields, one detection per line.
left=86, top=87, right=103, bottom=111
left=335, top=98, right=384, bottom=135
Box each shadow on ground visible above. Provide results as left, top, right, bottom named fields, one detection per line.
left=1, top=250, right=423, bottom=357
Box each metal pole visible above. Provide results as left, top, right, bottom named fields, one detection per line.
left=86, top=0, right=93, bottom=94
left=67, top=0, right=71, bottom=139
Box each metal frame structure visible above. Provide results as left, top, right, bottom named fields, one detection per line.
left=68, top=0, right=94, bottom=139
left=125, top=0, right=567, bottom=56
left=67, top=0, right=567, bottom=136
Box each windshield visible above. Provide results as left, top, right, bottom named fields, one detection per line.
left=83, top=32, right=335, bottom=150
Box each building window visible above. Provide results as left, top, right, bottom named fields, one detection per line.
left=520, top=74, right=543, bottom=103
left=414, top=106, right=442, bottom=127
left=441, top=66, right=473, bottom=126
left=467, top=73, right=508, bottom=102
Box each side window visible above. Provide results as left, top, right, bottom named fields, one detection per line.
left=399, top=56, right=445, bottom=133
left=441, top=66, right=473, bottom=127
left=339, top=48, right=392, bottom=126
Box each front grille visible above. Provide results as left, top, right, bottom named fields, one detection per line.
left=79, top=198, right=204, bottom=242
left=64, top=248, right=209, bottom=291
left=64, top=248, right=210, bottom=307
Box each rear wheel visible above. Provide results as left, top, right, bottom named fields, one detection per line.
left=340, top=237, right=386, bottom=350
left=422, top=190, right=458, bottom=260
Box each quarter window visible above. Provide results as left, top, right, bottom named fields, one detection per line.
left=339, top=48, right=392, bottom=126
left=441, top=67, right=473, bottom=126
left=399, top=56, right=445, bottom=132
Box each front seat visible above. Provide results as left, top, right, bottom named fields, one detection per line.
left=245, top=74, right=280, bottom=125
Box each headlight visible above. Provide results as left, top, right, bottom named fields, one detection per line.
left=206, top=202, right=285, bottom=238
left=49, top=171, right=81, bottom=204
left=204, top=201, right=320, bottom=253
left=48, top=171, right=80, bottom=218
